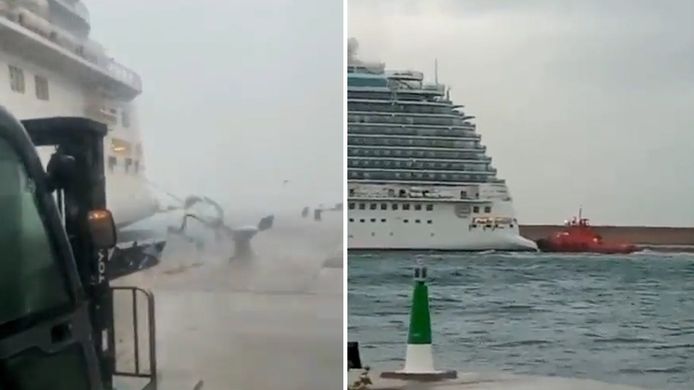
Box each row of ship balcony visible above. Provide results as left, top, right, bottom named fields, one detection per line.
left=348, top=158, right=496, bottom=174
left=350, top=110, right=473, bottom=120
left=348, top=125, right=478, bottom=139
left=349, top=136, right=484, bottom=151
left=349, top=102, right=464, bottom=115
left=350, top=131, right=480, bottom=142
left=349, top=97, right=457, bottom=108
left=350, top=120, right=475, bottom=130
left=348, top=146, right=490, bottom=161
left=347, top=74, right=446, bottom=94
left=348, top=90, right=448, bottom=103
left=349, top=167, right=495, bottom=177
left=348, top=169, right=495, bottom=184
left=349, top=114, right=473, bottom=127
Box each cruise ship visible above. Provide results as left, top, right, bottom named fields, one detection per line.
left=347, top=40, right=536, bottom=251
left=0, top=0, right=159, bottom=228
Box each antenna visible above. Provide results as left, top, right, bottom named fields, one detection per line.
left=579, top=205, right=583, bottom=220
left=434, top=58, right=439, bottom=85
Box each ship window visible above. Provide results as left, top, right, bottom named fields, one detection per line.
left=510, top=224, right=514, bottom=228
left=473, top=206, right=479, bottom=213
left=403, top=204, right=410, bottom=210
left=460, top=191, right=467, bottom=199
left=359, top=219, right=365, bottom=223
left=380, top=203, right=387, bottom=210
left=121, top=110, right=130, bottom=128
left=381, top=218, right=386, bottom=223
left=108, top=156, right=117, bottom=172
left=403, top=219, right=409, bottom=223
left=370, top=218, right=376, bottom=223
left=349, top=218, right=354, bottom=222
left=427, top=220, right=433, bottom=224
left=349, top=188, right=355, bottom=196
left=414, top=204, right=422, bottom=211
left=426, top=204, right=433, bottom=211
left=392, top=203, right=398, bottom=210
left=124, top=158, right=133, bottom=173
left=370, top=203, right=377, bottom=210
left=349, top=203, right=355, bottom=210
left=484, top=206, right=491, bottom=213
left=359, top=203, right=365, bottom=210
left=8, top=65, right=25, bottom=93
left=34, top=75, right=49, bottom=101
left=415, top=219, right=421, bottom=224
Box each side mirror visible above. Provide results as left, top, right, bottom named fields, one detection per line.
left=87, top=209, right=117, bottom=249
left=46, top=152, right=76, bottom=191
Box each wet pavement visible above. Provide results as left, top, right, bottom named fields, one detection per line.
left=112, top=214, right=342, bottom=390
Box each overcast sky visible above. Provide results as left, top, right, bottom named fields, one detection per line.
left=89, top=0, right=342, bottom=216
left=350, top=0, right=694, bottom=226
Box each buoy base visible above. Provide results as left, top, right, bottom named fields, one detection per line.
left=380, top=370, right=458, bottom=381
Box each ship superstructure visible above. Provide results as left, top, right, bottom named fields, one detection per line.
left=0, top=0, right=158, bottom=227
left=347, top=40, right=536, bottom=250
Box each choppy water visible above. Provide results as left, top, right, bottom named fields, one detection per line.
left=348, top=251, right=694, bottom=390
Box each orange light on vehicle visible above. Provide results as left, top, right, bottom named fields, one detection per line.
left=88, top=210, right=110, bottom=221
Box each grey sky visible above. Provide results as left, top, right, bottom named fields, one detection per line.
left=350, top=0, right=694, bottom=226
left=89, top=0, right=342, bottom=217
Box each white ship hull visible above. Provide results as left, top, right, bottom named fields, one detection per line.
left=0, top=12, right=159, bottom=228
left=348, top=197, right=537, bottom=251
left=347, top=44, right=535, bottom=252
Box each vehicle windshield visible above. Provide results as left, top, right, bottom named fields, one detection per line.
left=0, top=137, right=70, bottom=327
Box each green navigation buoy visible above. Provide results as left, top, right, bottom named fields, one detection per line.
left=381, top=259, right=457, bottom=380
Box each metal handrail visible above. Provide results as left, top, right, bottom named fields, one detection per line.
left=111, top=286, right=157, bottom=390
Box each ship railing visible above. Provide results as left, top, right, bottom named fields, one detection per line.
left=0, top=7, right=142, bottom=93
left=105, top=60, right=143, bottom=92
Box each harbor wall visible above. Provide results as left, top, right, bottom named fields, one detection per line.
left=520, top=225, right=694, bottom=246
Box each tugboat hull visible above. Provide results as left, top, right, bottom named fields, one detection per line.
left=536, top=239, right=638, bottom=254
left=536, top=211, right=638, bottom=254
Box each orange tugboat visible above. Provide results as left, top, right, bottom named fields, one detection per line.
left=536, top=209, right=639, bottom=254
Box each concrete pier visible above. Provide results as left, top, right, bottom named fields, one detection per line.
left=349, top=369, right=646, bottom=390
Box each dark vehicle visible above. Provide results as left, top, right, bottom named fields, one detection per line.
left=0, top=107, right=156, bottom=390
